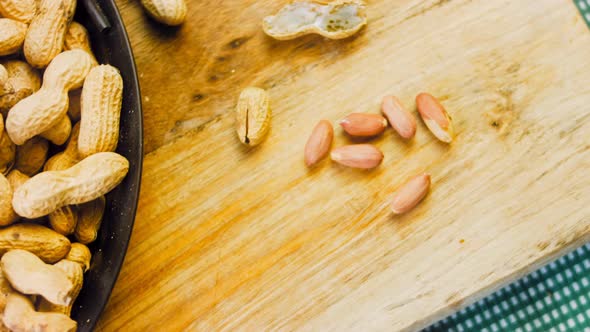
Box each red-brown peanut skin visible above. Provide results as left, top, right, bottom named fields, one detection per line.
left=416, top=93, right=454, bottom=143
left=390, top=174, right=431, bottom=214
left=381, top=96, right=416, bottom=140
left=339, top=113, right=388, bottom=137
left=304, top=120, right=333, bottom=167
left=330, top=144, right=384, bottom=169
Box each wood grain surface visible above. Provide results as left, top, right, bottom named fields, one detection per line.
left=98, top=0, right=590, bottom=330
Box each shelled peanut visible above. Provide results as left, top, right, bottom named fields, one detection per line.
left=304, top=120, right=333, bottom=167
left=331, top=144, right=384, bottom=169
left=416, top=93, right=454, bottom=143
left=0, top=4, right=130, bottom=328
left=303, top=93, right=455, bottom=214
left=339, top=113, right=388, bottom=137
left=390, top=174, right=431, bottom=215
left=381, top=96, right=416, bottom=140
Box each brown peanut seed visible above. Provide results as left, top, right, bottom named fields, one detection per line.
left=381, top=95, right=417, bottom=140
left=331, top=144, right=384, bottom=169
left=416, top=93, right=454, bottom=143
left=390, top=173, right=431, bottom=214
left=339, top=113, right=388, bottom=137
left=304, top=120, right=334, bottom=167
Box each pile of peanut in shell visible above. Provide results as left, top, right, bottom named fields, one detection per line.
left=0, top=0, right=130, bottom=331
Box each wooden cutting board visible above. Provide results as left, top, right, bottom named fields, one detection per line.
left=98, top=0, right=590, bottom=330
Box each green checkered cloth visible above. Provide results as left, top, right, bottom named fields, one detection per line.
left=423, top=5, right=590, bottom=331
left=424, top=244, right=590, bottom=331
left=575, top=0, right=590, bottom=27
